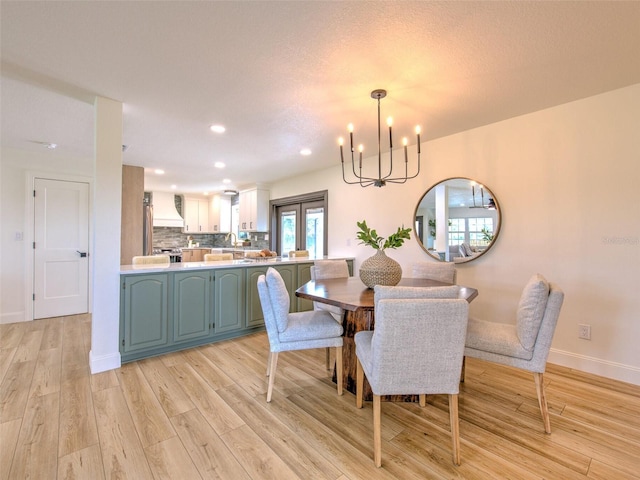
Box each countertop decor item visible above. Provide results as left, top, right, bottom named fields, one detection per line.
left=338, top=89, right=422, bottom=187
left=356, top=220, right=411, bottom=288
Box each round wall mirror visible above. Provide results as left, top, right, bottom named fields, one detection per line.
left=413, top=177, right=501, bottom=263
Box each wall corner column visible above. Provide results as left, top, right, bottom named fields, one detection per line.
left=90, top=96, right=123, bottom=373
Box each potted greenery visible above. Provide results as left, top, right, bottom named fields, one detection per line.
left=356, top=220, right=412, bottom=288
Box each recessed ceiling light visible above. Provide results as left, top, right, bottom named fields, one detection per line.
left=33, top=141, right=57, bottom=149
left=214, top=161, right=225, bottom=168
left=170, top=185, right=177, bottom=189
left=204, top=191, right=209, bottom=196
left=210, top=125, right=226, bottom=133
left=222, top=178, right=231, bottom=184
left=300, top=148, right=312, bottom=156
left=154, top=169, right=165, bottom=175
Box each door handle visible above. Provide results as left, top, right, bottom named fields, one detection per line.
left=77, top=251, right=88, bottom=258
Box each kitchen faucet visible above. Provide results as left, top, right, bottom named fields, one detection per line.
left=225, top=232, right=237, bottom=247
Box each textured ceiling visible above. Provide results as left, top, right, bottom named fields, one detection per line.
left=2, top=1, right=639, bottom=193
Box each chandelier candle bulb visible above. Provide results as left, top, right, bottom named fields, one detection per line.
left=348, top=123, right=354, bottom=152
left=403, top=138, right=408, bottom=163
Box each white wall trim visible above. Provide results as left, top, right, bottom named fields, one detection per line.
left=24, top=171, right=94, bottom=322
left=89, top=349, right=121, bottom=374
left=0, top=312, right=27, bottom=325
left=548, top=348, right=640, bottom=386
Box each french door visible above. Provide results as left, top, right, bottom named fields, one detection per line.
left=272, top=191, right=328, bottom=258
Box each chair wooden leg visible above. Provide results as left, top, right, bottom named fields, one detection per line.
left=373, top=394, right=382, bottom=467
left=326, top=347, right=331, bottom=370
left=460, top=356, right=466, bottom=383
left=335, top=346, right=343, bottom=396
left=266, top=352, right=279, bottom=402
left=266, top=352, right=272, bottom=376
left=356, top=358, right=364, bottom=408
left=419, top=394, right=426, bottom=407
left=448, top=394, right=461, bottom=466
left=534, top=372, right=551, bottom=433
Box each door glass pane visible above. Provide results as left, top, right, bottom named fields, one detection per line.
left=304, top=207, right=324, bottom=258
left=280, top=209, right=297, bottom=255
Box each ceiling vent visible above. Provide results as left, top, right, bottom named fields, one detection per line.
left=152, top=192, right=184, bottom=227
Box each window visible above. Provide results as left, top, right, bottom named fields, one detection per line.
left=448, top=218, right=466, bottom=246
left=449, top=217, right=494, bottom=247
left=469, top=217, right=494, bottom=247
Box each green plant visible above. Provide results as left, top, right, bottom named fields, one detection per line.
left=427, top=218, right=451, bottom=238
left=428, top=219, right=436, bottom=237
left=481, top=227, right=494, bottom=242
left=356, top=220, right=411, bottom=250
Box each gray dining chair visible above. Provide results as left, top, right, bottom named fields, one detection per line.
left=355, top=286, right=469, bottom=466
left=257, top=267, right=344, bottom=402
left=203, top=253, right=233, bottom=261
left=311, top=259, right=350, bottom=369
left=132, top=255, right=170, bottom=266
left=462, top=274, right=564, bottom=433
left=411, top=261, right=457, bottom=284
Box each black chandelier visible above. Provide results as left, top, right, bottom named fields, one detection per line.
left=468, top=182, right=496, bottom=209
left=339, top=89, right=421, bottom=187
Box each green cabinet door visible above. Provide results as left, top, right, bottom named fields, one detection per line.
left=245, top=264, right=297, bottom=328
left=246, top=267, right=267, bottom=328
left=214, top=268, right=244, bottom=333
left=296, top=263, right=314, bottom=311
left=173, top=271, right=212, bottom=343
left=121, top=274, right=169, bottom=353
left=276, top=265, right=297, bottom=311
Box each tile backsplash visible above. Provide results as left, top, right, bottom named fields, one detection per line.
left=153, top=227, right=269, bottom=250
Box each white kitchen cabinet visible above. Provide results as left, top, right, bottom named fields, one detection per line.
left=239, top=188, right=269, bottom=232
left=209, top=194, right=231, bottom=233
left=183, top=197, right=210, bottom=233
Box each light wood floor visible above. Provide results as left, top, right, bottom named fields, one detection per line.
left=1, top=314, right=639, bottom=479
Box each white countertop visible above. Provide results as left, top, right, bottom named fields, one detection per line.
left=120, top=255, right=353, bottom=275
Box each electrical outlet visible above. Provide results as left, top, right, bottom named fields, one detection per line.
left=578, top=324, right=591, bottom=340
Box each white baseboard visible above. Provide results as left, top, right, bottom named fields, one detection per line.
left=0, top=311, right=27, bottom=324
left=548, top=348, right=640, bottom=386
left=89, top=349, right=121, bottom=374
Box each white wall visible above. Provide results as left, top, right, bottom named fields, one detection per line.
left=0, top=149, right=92, bottom=323
left=270, top=84, right=640, bottom=385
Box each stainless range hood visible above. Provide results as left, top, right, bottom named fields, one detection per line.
left=152, top=192, right=184, bottom=227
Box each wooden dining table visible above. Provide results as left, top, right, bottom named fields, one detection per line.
left=295, top=276, right=478, bottom=401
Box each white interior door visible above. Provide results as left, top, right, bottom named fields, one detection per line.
left=33, top=178, right=90, bottom=319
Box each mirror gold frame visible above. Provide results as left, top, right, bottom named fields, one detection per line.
left=413, top=177, right=501, bottom=263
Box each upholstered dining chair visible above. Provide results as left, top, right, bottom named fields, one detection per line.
left=257, top=267, right=344, bottom=402
left=289, top=250, right=309, bottom=258
left=132, top=255, right=170, bottom=266
left=462, top=274, right=564, bottom=433
left=204, top=253, right=234, bottom=261
left=411, top=261, right=457, bottom=284
left=355, top=286, right=469, bottom=467
left=310, top=259, right=350, bottom=369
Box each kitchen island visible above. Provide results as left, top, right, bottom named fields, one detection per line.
left=119, top=256, right=354, bottom=362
